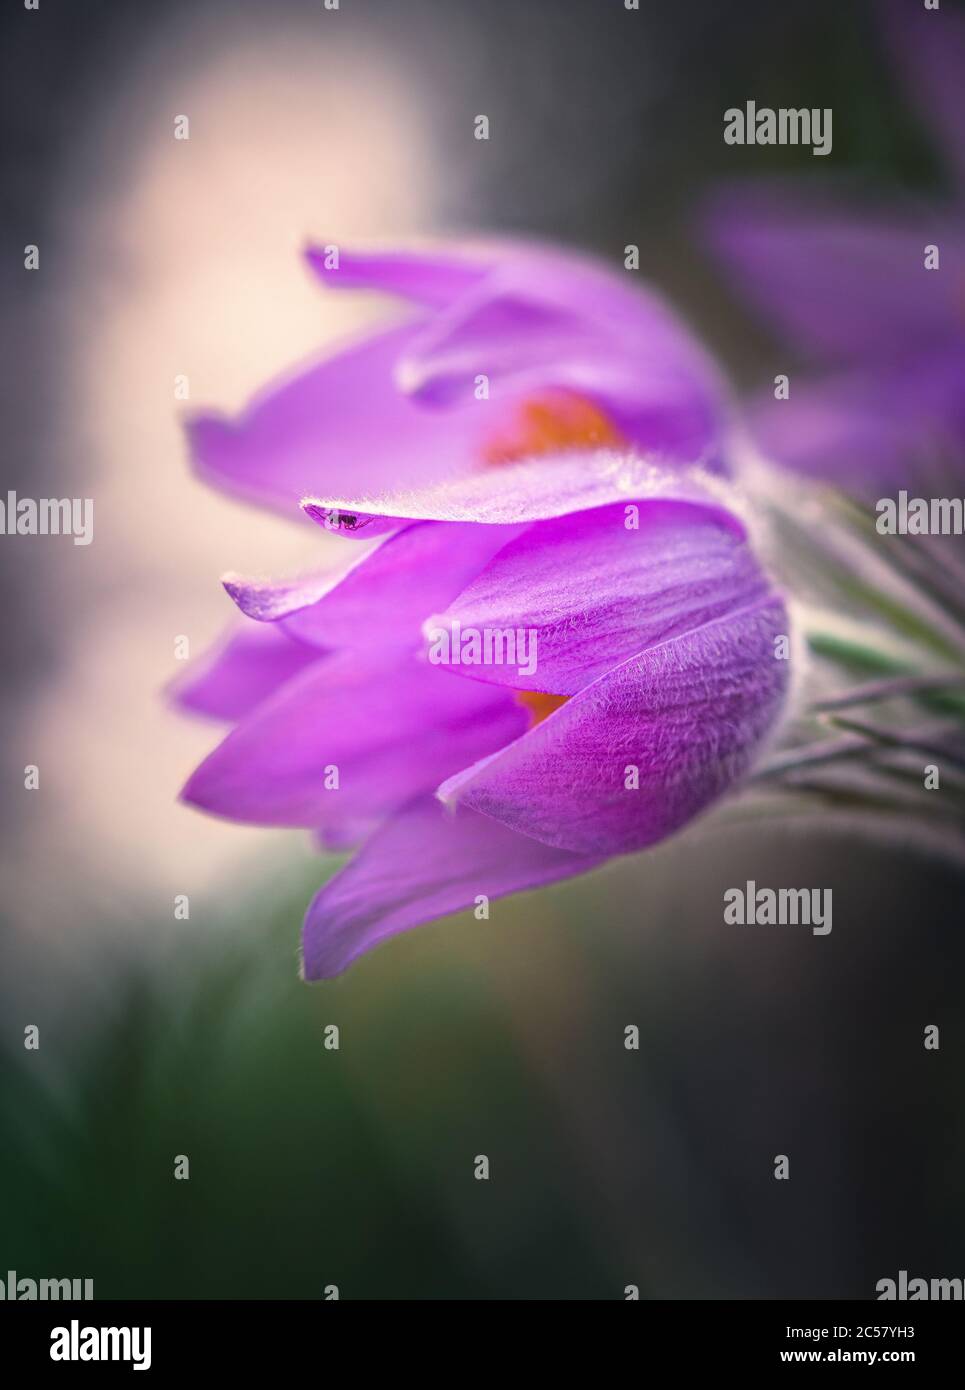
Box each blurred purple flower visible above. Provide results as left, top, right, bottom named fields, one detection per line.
left=177, top=241, right=788, bottom=978
left=705, top=5, right=965, bottom=488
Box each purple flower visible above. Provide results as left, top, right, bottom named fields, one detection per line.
left=186, top=238, right=732, bottom=511
left=177, top=240, right=789, bottom=977
left=705, top=5, right=965, bottom=488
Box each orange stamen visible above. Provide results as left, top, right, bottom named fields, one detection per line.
left=515, top=689, right=570, bottom=726
left=482, top=390, right=624, bottom=466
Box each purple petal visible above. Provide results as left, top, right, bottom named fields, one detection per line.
left=427, top=501, right=770, bottom=693
left=302, top=795, right=601, bottom=979
left=224, top=520, right=524, bottom=649
left=749, top=350, right=965, bottom=486
left=180, top=649, right=527, bottom=830
left=169, top=624, right=323, bottom=722
left=314, top=818, right=381, bottom=853
left=222, top=558, right=360, bottom=623
left=186, top=322, right=523, bottom=516
left=748, top=384, right=912, bottom=489
left=397, top=249, right=727, bottom=459
left=437, top=595, right=789, bottom=856
left=304, top=242, right=489, bottom=309
left=302, top=451, right=729, bottom=533
left=706, top=184, right=962, bottom=361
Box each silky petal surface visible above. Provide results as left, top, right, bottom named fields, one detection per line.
left=398, top=251, right=727, bottom=459
left=189, top=239, right=729, bottom=518
left=305, top=243, right=489, bottom=309
left=303, top=451, right=731, bottom=534
left=313, top=818, right=381, bottom=854
left=187, top=322, right=520, bottom=515
left=180, top=650, right=527, bottom=830
left=438, top=595, right=789, bottom=856
left=225, top=520, right=524, bottom=649
left=169, top=624, right=323, bottom=722
left=428, top=501, right=769, bottom=693
left=302, top=795, right=602, bottom=980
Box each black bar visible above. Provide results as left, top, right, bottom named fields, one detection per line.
left=0, top=1300, right=958, bottom=1373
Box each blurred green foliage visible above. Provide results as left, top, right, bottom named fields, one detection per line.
left=0, top=863, right=634, bottom=1299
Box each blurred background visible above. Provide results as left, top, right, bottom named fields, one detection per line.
left=0, top=0, right=962, bottom=1299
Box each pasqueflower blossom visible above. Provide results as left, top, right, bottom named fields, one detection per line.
left=176, top=240, right=789, bottom=978
left=705, top=4, right=965, bottom=488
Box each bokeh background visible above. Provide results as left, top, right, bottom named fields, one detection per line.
left=1, top=0, right=963, bottom=1299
